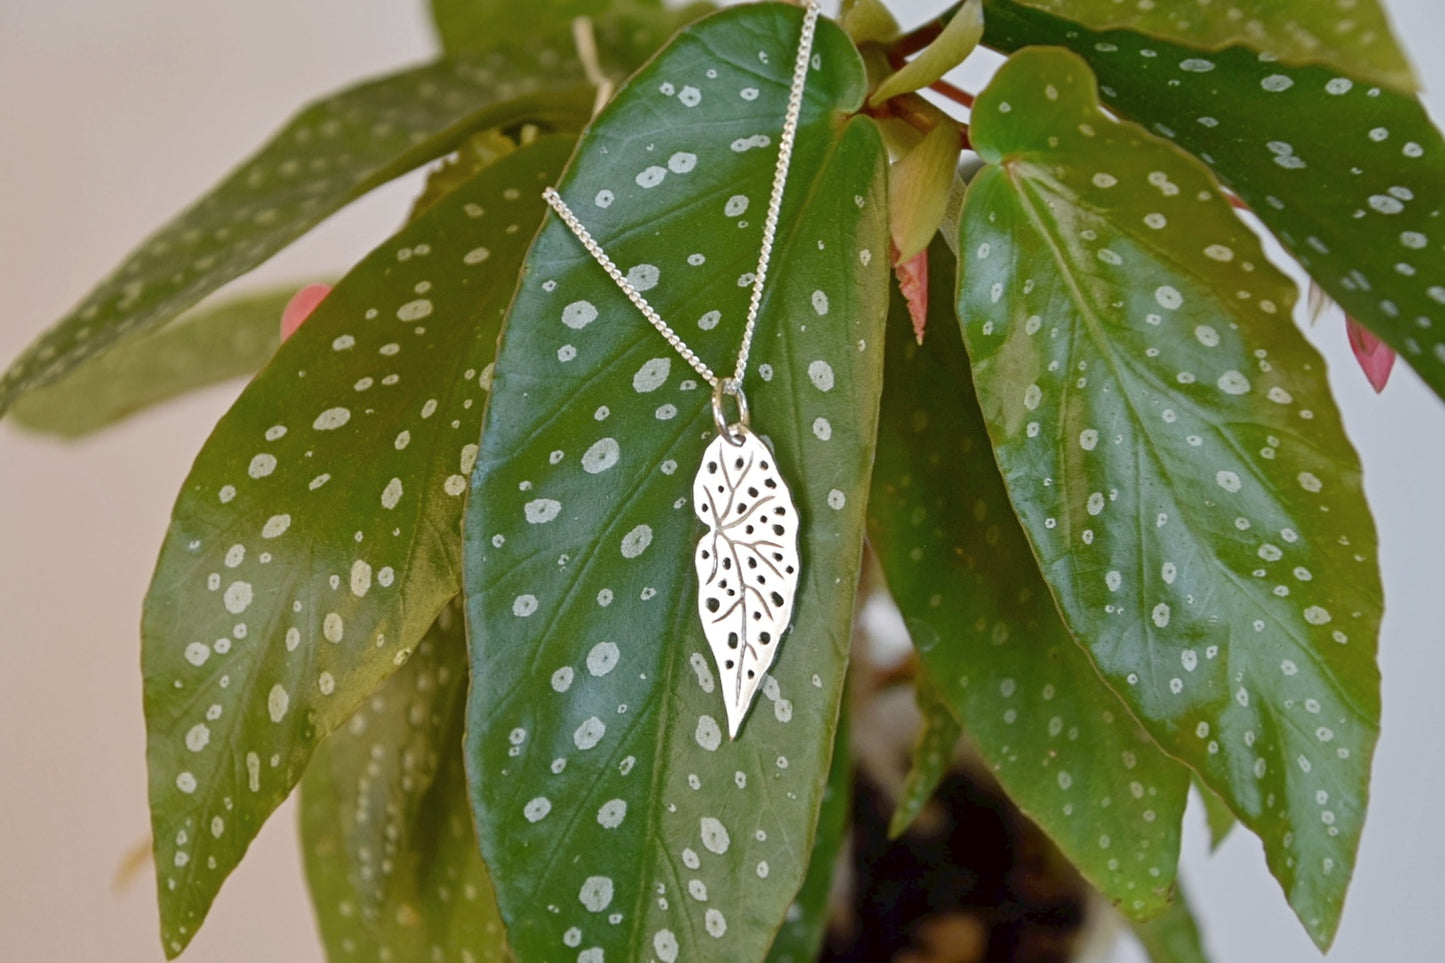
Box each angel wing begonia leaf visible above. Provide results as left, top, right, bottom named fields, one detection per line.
left=958, top=48, right=1381, bottom=948
left=462, top=7, right=888, bottom=963
left=0, top=46, right=590, bottom=418
left=142, top=136, right=573, bottom=957
left=984, top=0, right=1445, bottom=406
left=870, top=241, right=1190, bottom=918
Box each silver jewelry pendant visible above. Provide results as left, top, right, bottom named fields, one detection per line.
left=693, top=382, right=800, bottom=737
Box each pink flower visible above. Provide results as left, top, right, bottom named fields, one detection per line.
left=280, top=284, right=332, bottom=340
left=1346, top=316, right=1395, bottom=393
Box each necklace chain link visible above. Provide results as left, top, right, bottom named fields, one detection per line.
left=542, top=0, right=822, bottom=396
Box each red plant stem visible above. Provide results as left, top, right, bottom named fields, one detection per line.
left=930, top=76, right=975, bottom=108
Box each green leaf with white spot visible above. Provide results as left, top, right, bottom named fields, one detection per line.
left=9, top=287, right=298, bottom=438
left=983, top=0, right=1445, bottom=406
left=0, top=47, right=592, bottom=419
left=887, top=674, right=961, bottom=841
left=301, top=601, right=509, bottom=962
left=1133, top=883, right=1212, bottom=963
left=870, top=240, right=1190, bottom=918
left=764, top=711, right=850, bottom=963
left=462, top=7, right=888, bottom=963
left=998, top=0, right=1416, bottom=92
left=958, top=48, right=1381, bottom=948
left=141, top=136, right=574, bottom=958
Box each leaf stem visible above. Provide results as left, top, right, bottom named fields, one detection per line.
left=929, top=76, right=976, bottom=108
left=868, top=92, right=972, bottom=150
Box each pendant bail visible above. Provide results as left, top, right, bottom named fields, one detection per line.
left=711, top=378, right=750, bottom=445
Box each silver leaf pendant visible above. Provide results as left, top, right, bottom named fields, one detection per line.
left=692, top=426, right=800, bottom=737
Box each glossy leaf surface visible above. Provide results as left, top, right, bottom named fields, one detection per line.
left=0, top=48, right=590, bottom=418
left=301, top=602, right=508, bottom=962
left=9, top=287, right=295, bottom=438
left=142, top=137, right=573, bottom=957
left=1001, top=0, right=1415, bottom=91
left=960, top=49, right=1381, bottom=947
left=870, top=241, right=1189, bottom=917
left=463, top=7, right=888, bottom=963
left=984, top=0, right=1445, bottom=405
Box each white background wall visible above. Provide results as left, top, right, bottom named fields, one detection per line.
left=0, top=1, right=1441, bottom=960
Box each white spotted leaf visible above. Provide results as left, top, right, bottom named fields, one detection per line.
left=870, top=241, right=1190, bottom=917
left=141, top=136, right=574, bottom=957
left=0, top=45, right=591, bottom=419
left=999, top=0, right=1416, bottom=92
left=301, top=602, right=508, bottom=962
left=9, top=286, right=299, bottom=438
left=463, top=7, right=888, bottom=963
left=959, top=49, right=1381, bottom=948
left=693, top=429, right=801, bottom=737
left=762, top=712, right=849, bottom=963
left=984, top=0, right=1445, bottom=406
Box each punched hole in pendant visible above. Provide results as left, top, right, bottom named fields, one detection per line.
left=727, top=632, right=739, bottom=650
left=706, top=597, right=720, bottom=613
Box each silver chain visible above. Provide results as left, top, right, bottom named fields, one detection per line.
left=543, top=0, right=822, bottom=397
